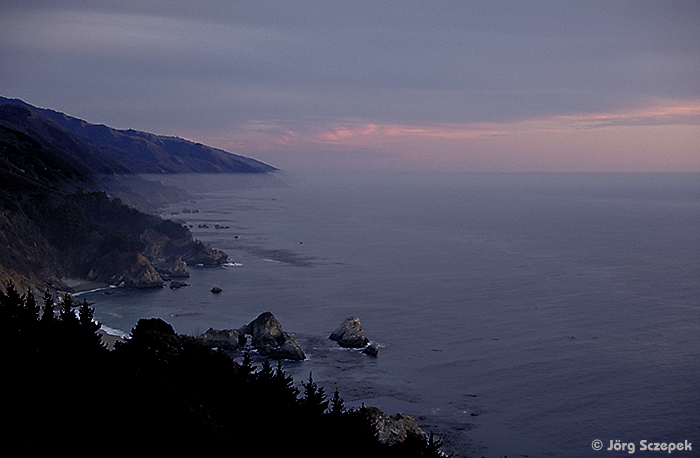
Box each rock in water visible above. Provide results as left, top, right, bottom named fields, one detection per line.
left=239, top=312, right=305, bottom=360
left=329, top=317, right=369, bottom=348
left=210, top=285, right=222, bottom=293
left=362, top=341, right=379, bottom=357
left=267, top=335, right=306, bottom=360
left=240, top=312, right=284, bottom=350
left=200, top=328, right=242, bottom=351
left=364, top=406, right=425, bottom=446
left=169, top=280, right=188, bottom=289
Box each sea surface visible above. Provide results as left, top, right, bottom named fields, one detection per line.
left=84, top=172, right=700, bottom=457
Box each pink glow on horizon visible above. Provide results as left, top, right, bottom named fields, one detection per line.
left=303, top=100, right=700, bottom=146
left=182, top=100, right=700, bottom=172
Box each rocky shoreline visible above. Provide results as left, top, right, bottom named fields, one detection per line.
left=96, top=313, right=379, bottom=363
left=201, top=312, right=306, bottom=361
left=59, top=234, right=228, bottom=292
left=200, top=313, right=380, bottom=361
left=102, top=311, right=424, bottom=449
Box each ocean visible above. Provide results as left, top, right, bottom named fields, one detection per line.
left=83, top=172, right=700, bottom=457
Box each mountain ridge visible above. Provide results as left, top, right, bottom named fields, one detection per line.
left=0, top=103, right=131, bottom=180
left=0, top=96, right=276, bottom=174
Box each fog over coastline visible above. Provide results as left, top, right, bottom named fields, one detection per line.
left=1, top=1, right=699, bottom=172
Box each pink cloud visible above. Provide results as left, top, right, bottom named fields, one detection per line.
left=181, top=99, right=700, bottom=172
left=296, top=100, right=700, bottom=149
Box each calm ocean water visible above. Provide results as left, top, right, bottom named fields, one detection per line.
left=85, top=172, right=700, bottom=457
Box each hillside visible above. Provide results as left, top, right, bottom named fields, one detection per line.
left=2, top=289, right=446, bottom=456
left=0, top=96, right=276, bottom=174
left=0, top=103, right=130, bottom=180
left=0, top=98, right=269, bottom=292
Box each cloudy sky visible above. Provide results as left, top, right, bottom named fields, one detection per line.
left=1, top=1, right=699, bottom=171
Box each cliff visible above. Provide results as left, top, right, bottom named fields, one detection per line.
left=0, top=187, right=228, bottom=293
left=0, top=98, right=251, bottom=293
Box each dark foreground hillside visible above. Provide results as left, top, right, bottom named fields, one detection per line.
left=1, top=284, right=448, bottom=457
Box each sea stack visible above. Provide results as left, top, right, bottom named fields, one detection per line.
left=329, top=317, right=370, bottom=348
left=239, top=312, right=306, bottom=361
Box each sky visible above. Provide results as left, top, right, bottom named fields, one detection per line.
left=1, top=1, right=699, bottom=172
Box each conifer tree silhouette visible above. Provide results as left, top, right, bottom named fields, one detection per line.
left=273, top=360, right=299, bottom=408
left=330, top=388, right=345, bottom=415
left=59, top=293, right=78, bottom=324
left=0, top=281, right=448, bottom=456
left=301, top=372, right=328, bottom=417
left=78, top=298, right=106, bottom=351
left=41, top=290, right=54, bottom=323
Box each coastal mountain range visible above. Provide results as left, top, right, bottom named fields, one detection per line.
left=0, top=96, right=276, bottom=175
left=0, top=96, right=275, bottom=293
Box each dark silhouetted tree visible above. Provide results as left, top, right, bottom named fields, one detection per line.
left=41, top=290, right=54, bottom=323
left=273, top=360, right=300, bottom=409
left=300, top=372, right=328, bottom=417
left=22, top=288, right=39, bottom=322
left=59, top=293, right=77, bottom=324
left=256, top=357, right=274, bottom=382
left=78, top=298, right=106, bottom=351
left=0, top=281, right=24, bottom=329
left=0, top=282, right=449, bottom=456
left=239, top=348, right=256, bottom=382
left=330, top=388, right=345, bottom=415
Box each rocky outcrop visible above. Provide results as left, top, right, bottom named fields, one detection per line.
left=240, top=312, right=306, bottom=360
left=329, top=317, right=370, bottom=348
left=266, top=336, right=306, bottom=361
left=156, top=256, right=190, bottom=279
left=200, top=328, right=244, bottom=351
left=200, top=312, right=305, bottom=361
left=181, top=242, right=229, bottom=266
left=362, top=341, right=379, bottom=357
left=90, top=252, right=164, bottom=288
left=118, top=255, right=164, bottom=288
left=364, top=406, right=425, bottom=446
left=141, top=228, right=229, bottom=267
left=240, top=312, right=285, bottom=350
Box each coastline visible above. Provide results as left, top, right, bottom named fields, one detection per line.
left=61, top=279, right=127, bottom=350
left=97, top=329, right=125, bottom=350
left=62, top=278, right=112, bottom=294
